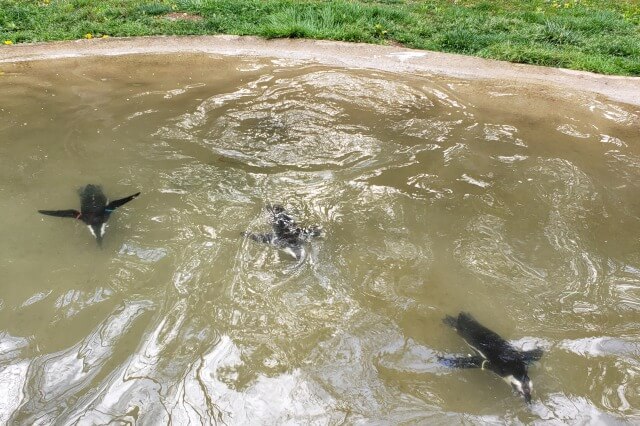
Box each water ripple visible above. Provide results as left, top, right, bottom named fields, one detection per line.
left=1, top=55, right=639, bottom=423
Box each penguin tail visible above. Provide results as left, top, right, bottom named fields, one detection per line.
left=458, top=312, right=476, bottom=322
left=38, top=209, right=81, bottom=219
left=79, top=184, right=102, bottom=196
left=442, top=315, right=458, bottom=328
left=106, top=192, right=140, bottom=212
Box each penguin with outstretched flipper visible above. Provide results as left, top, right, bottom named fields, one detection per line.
left=38, top=184, right=140, bottom=247
left=439, top=312, right=543, bottom=403
left=243, top=204, right=322, bottom=260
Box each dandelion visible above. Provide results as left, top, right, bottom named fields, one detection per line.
left=84, top=33, right=93, bottom=39
left=101, top=35, right=110, bottom=39
left=3, top=40, right=13, bottom=45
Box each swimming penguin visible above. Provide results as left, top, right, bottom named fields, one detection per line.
left=439, top=312, right=543, bottom=403
left=38, top=184, right=140, bottom=247
left=243, top=204, right=322, bottom=260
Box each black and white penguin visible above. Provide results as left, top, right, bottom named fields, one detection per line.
left=38, top=184, right=140, bottom=246
left=439, top=312, right=543, bottom=403
left=243, top=204, right=322, bottom=260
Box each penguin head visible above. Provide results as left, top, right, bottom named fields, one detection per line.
left=268, top=204, right=286, bottom=214
left=87, top=223, right=107, bottom=247
left=306, top=225, right=323, bottom=238
left=505, top=373, right=532, bottom=403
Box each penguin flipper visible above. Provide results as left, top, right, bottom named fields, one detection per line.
left=38, top=209, right=81, bottom=219
left=522, top=348, right=544, bottom=364
left=105, top=192, right=141, bottom=212
left=438, top=355, right=485, bottom=369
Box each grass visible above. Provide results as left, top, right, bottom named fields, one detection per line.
left=0, top=0, right=639, bottom=75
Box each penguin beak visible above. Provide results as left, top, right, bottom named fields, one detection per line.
left=310, top=226, right=323, bottom=238
left=509, top=376, right=533, bottom=403
left=522, top=378, right=533, bottom=403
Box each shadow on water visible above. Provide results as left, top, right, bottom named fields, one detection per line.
left=0, top=54, right=639, bottom=424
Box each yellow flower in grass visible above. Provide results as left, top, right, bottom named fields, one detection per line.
left=101, top=35, right=110, bottom=39
left=3, top=40, right=13, bottom=45
left=84, top=33, right=93, bottom=39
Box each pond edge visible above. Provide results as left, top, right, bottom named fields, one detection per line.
left=1, top=35, right=638, bottom=107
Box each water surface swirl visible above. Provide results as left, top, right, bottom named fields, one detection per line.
left=0, top=54, right=639, bottom=424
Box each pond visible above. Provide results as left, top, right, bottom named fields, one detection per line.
left=0, top=52, right=639, bottom=424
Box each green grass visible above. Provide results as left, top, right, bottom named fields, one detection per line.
left=1, top=0, right=639, bottom=75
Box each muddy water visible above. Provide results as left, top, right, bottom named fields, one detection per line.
left=0, top=54, right=639, bottom=424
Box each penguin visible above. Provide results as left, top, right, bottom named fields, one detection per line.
left=243, top=204, right=322, bottom=260
left=38, top=184, right=140, bottom=247
left=439, top=312, right=543, bottom=403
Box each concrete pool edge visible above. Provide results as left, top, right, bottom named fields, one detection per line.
left=1, top=35, right=639, bottom=107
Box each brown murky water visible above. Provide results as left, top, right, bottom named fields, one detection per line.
left=1, top=54, right=639, bottom=424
